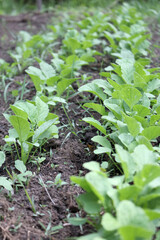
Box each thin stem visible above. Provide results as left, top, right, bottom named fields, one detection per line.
left=39, top=174, right=55, bottom=206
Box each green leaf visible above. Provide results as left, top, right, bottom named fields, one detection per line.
left=77, top=193, right=101, bottom=214
left=116, top=145, right=136, bottom=180
left=0, top=177, right=12, bottom=191
left=150, top=115, right=160, bottom=125
left=118, top=60, right=134, bottom=84
left=92, top=135, right=112, bottom=154
left=92, top=136, right=112, bottom=149
left=104, top=100, right=122, bottom=120
left=63, top=38, right=81, bottom=53
left=35, top=97, right=49, bottom=122
left=26, top=66, right=44, bottom=91
left=118, top=185, right=140, bottom=202
left=134, top=165, right=160, bottom=188
left=131, top=145, right=157, bottom=171
left=32, top=119, right=57, bottom=143
left=10, top=105, right=28, bottom=119
left=120, top=85, right=142, bottom=109
left=118, top=133, right=133, bottom=147
left=134, top=62, right=147, bottom=88
left=136, top=136, right=153, bottom=151
left=0, top=151, right=5, bottom=168
left=70, top=176, right=91, bottom=192
left=57, top=78, right=77, bottom=96
left=39, top=61, right=55, bottom=79
left=10, top=115, right=30, bottom=142
left=84, top=103, right=107, bottom=116
left=79, top=83, right=106, bottom=101
left=83, top=117, right=106, bottom=135
left=15, top=160, right=26, bottom=173
left=85, top=172, right=112, bottom=202
left=83, top=161, right=101, bottom=172
left=145, top=209, right=160, bottom=221
left=68, top=217, right=87, bottom=226
left=105, top=32, right=117, bottom=50
left=118, top=201, right=154, bottom=240
left=133, top=105, right=150, bottom=117
left=14, top=101, right=36, bottom=123
left=141, top=126, right=160, bottom=140
left=123, top=113, right=141, bottom=137
left=102, top=213, right=119, bottom=231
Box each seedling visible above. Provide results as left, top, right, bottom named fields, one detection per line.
left=4, top=96, right=59, bottom=164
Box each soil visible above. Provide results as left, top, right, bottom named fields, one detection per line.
left=0, top=9, right=159, bottom=240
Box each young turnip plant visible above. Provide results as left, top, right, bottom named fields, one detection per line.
left=4, top=96, right=59, bottom=164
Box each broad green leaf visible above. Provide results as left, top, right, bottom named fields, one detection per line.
left=40, top=61, right=55, bottom=79
left=86, top=172, right=112, bottom=202
left=141, top=126, right=160, bottom=140
left=46, top=76, right=60, bottom=86
left=150, top=115, right=160, bottom=125
left=133, top=105, right=150, bottom=117
left=78, top=233, right=106, bottom=240
left=134, top=165, right=160, bottom=188
left=77, top=193, right=101, bottom=214
left=104, top=100, right=122, bottom=120
left=120, top=85, right=142, bottom=109
left=57, top=78, right=77, bottom=96
left=117, top=201, right=154, bottom=239
left=105, top=32, right=117, bottom=50
left=131, top=145, right=157, bottom=171
left=32, top=119, right=57, bottom=143
left=145, top=209, right=160, bottom=220
left=79, top=83, right=106, bottom=101
left=108, top=78, right=121, bottom=91
left=147, top=79, right=160, bottom=93
left=136, top=136, right=153, bottom=151
left=10, top=105, right=28, bottom=119
left=0, top=177, right=12, bottom=191
left=92, top=136, right=112, bottom=149
left=118, top=133, right=133, bottom=147
left=14, top=101, right=37, bottom=124
left=134, top=115, right=149, bottom=128
left=10, top=115, right=30, bottom=142
left=102, top=213, right=119, bottom=231
left=94, top=147, right=112, bottom=154
left=38, top=124, right=58, bottom=139
left=35, top=97, right=49, bottom=122
left=119, top=225, right=153, bottom=240
left=116, top=145, right=136, bottom=180
left=83, top=117, right=106, bottom=135
left=118, top=185, right=140, bottom=202
left=134, top=62, right=147, bottom=90
left=83, top=161, right=101, bottom=172
left=15, top=160, right=26, bottom=173
left=68, top=217, right=87, bottom=226
left=63, top=38, right=81, bottom=52
left=117, top=60, right=134, bottom=84
left=84, top=103, right=107, bottom=116
left=70, top=176, right=91, bottom=192
left=0, top=151, right=5, bottom=168
left=26, top=66, right=44, bottom=91
left=123, top=113, right=141, bottom=137
left=66, top=55, right=80, bottom=65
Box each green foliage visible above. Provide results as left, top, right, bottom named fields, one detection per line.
left=4, top=97, right=59, bottom=164
left=0, top=2, right=160, bottom=239
left=71, top=145, right=160, bottom=239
